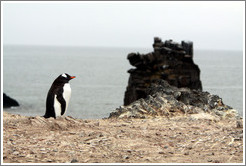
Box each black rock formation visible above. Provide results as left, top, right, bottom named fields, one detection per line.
left=3, top=93, right=19, bottom=108
left=110, top=80, right=238, bottom=119
left=124, top=37, right=202, bottom=106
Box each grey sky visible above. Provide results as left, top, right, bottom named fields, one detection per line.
left=2, top=1, right=245, bottom=50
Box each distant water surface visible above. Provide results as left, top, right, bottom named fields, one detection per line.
left=3, top=45, right=244, bottom=119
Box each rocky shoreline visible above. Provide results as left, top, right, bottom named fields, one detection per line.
left=3, top=110, right=243, bottom=163
left=2, top=37, right=243, bottom=163
left=2, top=77, right=243, bottom=164
left=110, top=80, right=239, bottom=121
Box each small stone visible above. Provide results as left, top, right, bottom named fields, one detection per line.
left=97, top=133, right=104, bottom=138
left=187, top=146, right=192, bottom=150
left=164, top=146, right=169, bottom=149
left=94, top=122, right=100, bottom=126
left=123, top=155, right=129, bottom=159
left=214, top=160, right=220, bottom=163
left=80, top=132, right=85, bottom=137
left=236, top=121, right=243, bottom=128
left=159, top=151, right=165, bottom=154
left=71, top=159, right=78, bottom=163
left=184, top=152, right=189, bottom=155
left=127, top=150, right=132, bottom=153
left=13, top=151, right=19, bottom=155
left=69, top=132, right=76, bottom=135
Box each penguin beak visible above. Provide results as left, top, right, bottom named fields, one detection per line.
left=70, top=76, right=76, bottom=79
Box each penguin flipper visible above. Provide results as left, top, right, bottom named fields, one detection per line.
left=44, top=92, right=56, bottom=118
left=56, top=92, right=66, bottom=116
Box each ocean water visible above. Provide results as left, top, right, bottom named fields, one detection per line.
left=2, top=45, right=244, bottom=119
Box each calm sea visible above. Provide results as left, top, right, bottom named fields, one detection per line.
left=2, top=45, right=244, bottom=119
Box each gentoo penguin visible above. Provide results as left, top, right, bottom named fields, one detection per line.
left=44, top=73, right=76, bottom=118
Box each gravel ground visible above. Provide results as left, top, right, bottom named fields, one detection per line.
left=2, top=112, right=244, bottom=163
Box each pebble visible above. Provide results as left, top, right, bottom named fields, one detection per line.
left=80, top=132, right=86, bottom=137
left=214, top=160, right=220, bottom=163
left=123, top=155, right=129, bottom=159
left=187, top=146, right=193, bottom=150
left=69, top=132, right=76, bottom=135
left=13, top=134, right=20, bottom=137
left=236, top=121, right=243, bottom=128
left=12, top=151, right=19, bottom=155
left=97, top=133, right=104, bottom=138
left=71, top=159, right=78, bottom=163
left=94, top=122, right=100, bottom=126
left=127, top=150, right=132, bottom=153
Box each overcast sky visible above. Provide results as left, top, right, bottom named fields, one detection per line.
left=2, top=1, right=245, bottom=50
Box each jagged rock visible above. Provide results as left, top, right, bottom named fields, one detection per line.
left=124, top=37, right=202, bottom=105
left=3, top=93, right=19, bottom=108
left=110, top=80, right=238, bottom=120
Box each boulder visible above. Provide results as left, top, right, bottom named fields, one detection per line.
left=110, top=80, right=238, bottom=120
left=3, top=93, right=19, bottom=108
left=124, top=37, right=202, bottom=106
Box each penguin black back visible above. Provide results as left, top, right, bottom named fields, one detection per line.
left=44, top=73, right=75, bottom=118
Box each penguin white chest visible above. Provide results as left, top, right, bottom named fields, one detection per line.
left=54, top=83, right=71, bottom=117
left=63, top=83, right=72, bottom=109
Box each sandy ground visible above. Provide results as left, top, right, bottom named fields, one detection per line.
left=2, top=111, right=244, bottom=163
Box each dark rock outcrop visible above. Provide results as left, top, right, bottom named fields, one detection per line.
left=3, top=93, right=19, bottom=108
left=110, top=80, right=238, bottom=120
left=124, top=37, right=202, bottom=106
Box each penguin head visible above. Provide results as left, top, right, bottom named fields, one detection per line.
left=55, top=73, right=76, bottom=83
